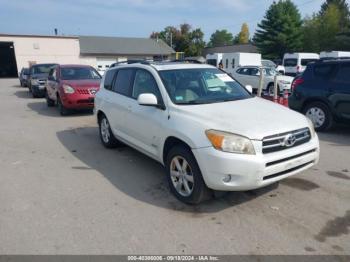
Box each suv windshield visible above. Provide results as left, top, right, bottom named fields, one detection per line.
left=61, top=67, right=101, bottom=80
left=32, top=64, right=57, bottom=74
left=159, top=68, right=251, bottom=105
left=284, top=59, right=298, bottom=67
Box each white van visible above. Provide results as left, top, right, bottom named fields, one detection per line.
left=206, top=53, right=223, bottom=67
left=320, top=51, right=350, bottom=59
left=222, top=53, right=261, bottom=75
left=283, top=53, right=319, bottom=76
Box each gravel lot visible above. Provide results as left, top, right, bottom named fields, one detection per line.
left=0, top=78, right=349, bottom=255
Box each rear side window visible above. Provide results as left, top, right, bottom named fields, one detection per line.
left=112, top=69, right=134, bottom=96
left=301, top=59, right=318, bottom=66
left=335, top=64, right=350, bottom=83
left=104, top=70, right=116, bottom=90
left=284, top=59, right=297, bottom=67
left=313, top=64, right=336, bottom=79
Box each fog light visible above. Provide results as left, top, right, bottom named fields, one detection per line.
left=223, top=175, right=232, bottom=183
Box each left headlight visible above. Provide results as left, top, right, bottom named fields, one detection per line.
left=306, top=118, right=316, bottom=138
left=205, top=130, right=256, bottom=155
left=31, top=79, right=39, bottom=85
left=63, top=84, right=75, bottom=94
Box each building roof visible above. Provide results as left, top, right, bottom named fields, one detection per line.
left=0, top=33, right=78, bottom=39
left=202, top=44, right=258, bottom=56
left=79, top=36, right=175, bottom=56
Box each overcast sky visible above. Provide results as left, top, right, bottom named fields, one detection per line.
left=0, top=0, right=343, bottom=41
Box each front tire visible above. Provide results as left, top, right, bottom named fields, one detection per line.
left=98, top=114, right=119, bottom=148
left=303, top=102, right=333, bottom=131
left=57, top=96, right=70, bottom=116
left=166, top=145, right=211, bottom=204
left=46, top=92, right=55, bottom=107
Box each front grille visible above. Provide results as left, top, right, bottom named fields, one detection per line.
left=77, top=89, right=90, bottom=95
left=262, top=128, right=311, bottom=154
left=266, top=149, right=317, bottom=167
left=38, top=79, right=46, bottom=86
left=77, top=98, right=94, bottom=104
left=263, top=161, right=314, bottom=180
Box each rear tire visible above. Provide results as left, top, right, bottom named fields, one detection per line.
left=166, top=145, right=211, bottom=204
left=303, top=102, right=333, bottom=131
left=98, top=114, right=119, bottom=148
left=57, top=96, right=70, bottom=116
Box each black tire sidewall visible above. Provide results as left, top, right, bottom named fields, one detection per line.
left=58, top=97, right=69, bottom=116
left=98, top=115, right=118, bottom=148
left=303, top=102, right=332, bottom=131
left=166, top=146, right=210, bottom=204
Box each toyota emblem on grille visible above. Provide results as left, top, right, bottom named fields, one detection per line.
left=283, top=134, right=297, bottom=147
left=89, top=89, right=97, bottom=95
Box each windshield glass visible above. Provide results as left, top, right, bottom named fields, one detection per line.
left=32, top=64, right=57, bottom=74
left=61, top=67, right=101, bottom=80
left=159, top=68, right=251, bottom=105
left=284, top=59, right=298, bottom=67
left=265, top=67, right=279, bottom=76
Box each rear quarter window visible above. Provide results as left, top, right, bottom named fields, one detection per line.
left=335, top=64, right=350, bottom=83
left=112, top=69, right=134, bottom=96
left=104, top=70, right=116, bottom=90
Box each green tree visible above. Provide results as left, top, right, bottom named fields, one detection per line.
left=302, top=1, right=350, bottom=52
left=320, top=0, right=350, bottom=31
left=237, top=23, right=250, bottom=44
left=207, top=30, right=234, bottom=47
left=150, top=24, right=206, bottom=57
left=253, top=0, right=303, bottom=59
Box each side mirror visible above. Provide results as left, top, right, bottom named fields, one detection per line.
left=137, top=93, right=158, bottom=107
left=245, top=85, right=253, bottom=94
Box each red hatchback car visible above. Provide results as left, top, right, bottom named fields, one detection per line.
left=45, top=65, right=101, bottom=115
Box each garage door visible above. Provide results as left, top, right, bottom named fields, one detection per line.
left=0, top=42, right=18, bottom=78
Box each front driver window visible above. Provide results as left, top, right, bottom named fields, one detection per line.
left=132, top=70, right=162, bottom=101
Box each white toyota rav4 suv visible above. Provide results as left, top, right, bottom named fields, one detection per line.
left=95, top=61, right=320, bottom=204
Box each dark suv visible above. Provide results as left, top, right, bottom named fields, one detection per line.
left=289, top=59, right=350, bottom=131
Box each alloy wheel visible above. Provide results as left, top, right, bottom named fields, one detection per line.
left=306, top=107, right=326, bottom=128
left=100, top=118, right=111, bottom=144
left=170, top=156, right=194, bottom=197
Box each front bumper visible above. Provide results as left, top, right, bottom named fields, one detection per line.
left=192, top=135, right=319, bottom=191
left=61, top=93, right=95, bottom=109
left=31, top=85, right=46, bottom=96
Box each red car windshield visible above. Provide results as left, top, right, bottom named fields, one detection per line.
left=61, top=67, right=101, bottom=80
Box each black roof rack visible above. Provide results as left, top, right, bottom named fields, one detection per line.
left=319, top=57, right=350, bottom=61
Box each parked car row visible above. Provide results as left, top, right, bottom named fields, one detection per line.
left=17, top=60, right=321, bottom=204
left=21, top=63, right=102, bottom=115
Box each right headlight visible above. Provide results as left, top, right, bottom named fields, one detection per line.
left=63, top=84, right=75, bottom=94
left=31, top=79, right=39, bottom=85
left=306, top=118, right=316, bottom=138
left=205, top=130, right=256, bottom=155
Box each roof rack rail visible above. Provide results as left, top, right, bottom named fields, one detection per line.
left=319, top=57, right=350, bottom=61
left=110, top=59, right=154, bottom=68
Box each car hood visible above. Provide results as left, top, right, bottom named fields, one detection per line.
left=277, top=75, right=294, bottom=82
left=61, top=79, right=100, bottom=89
left=173, top=97, right=310, bottom=140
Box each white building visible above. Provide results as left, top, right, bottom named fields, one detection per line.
left=0, top=34, right=174, bottom=77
